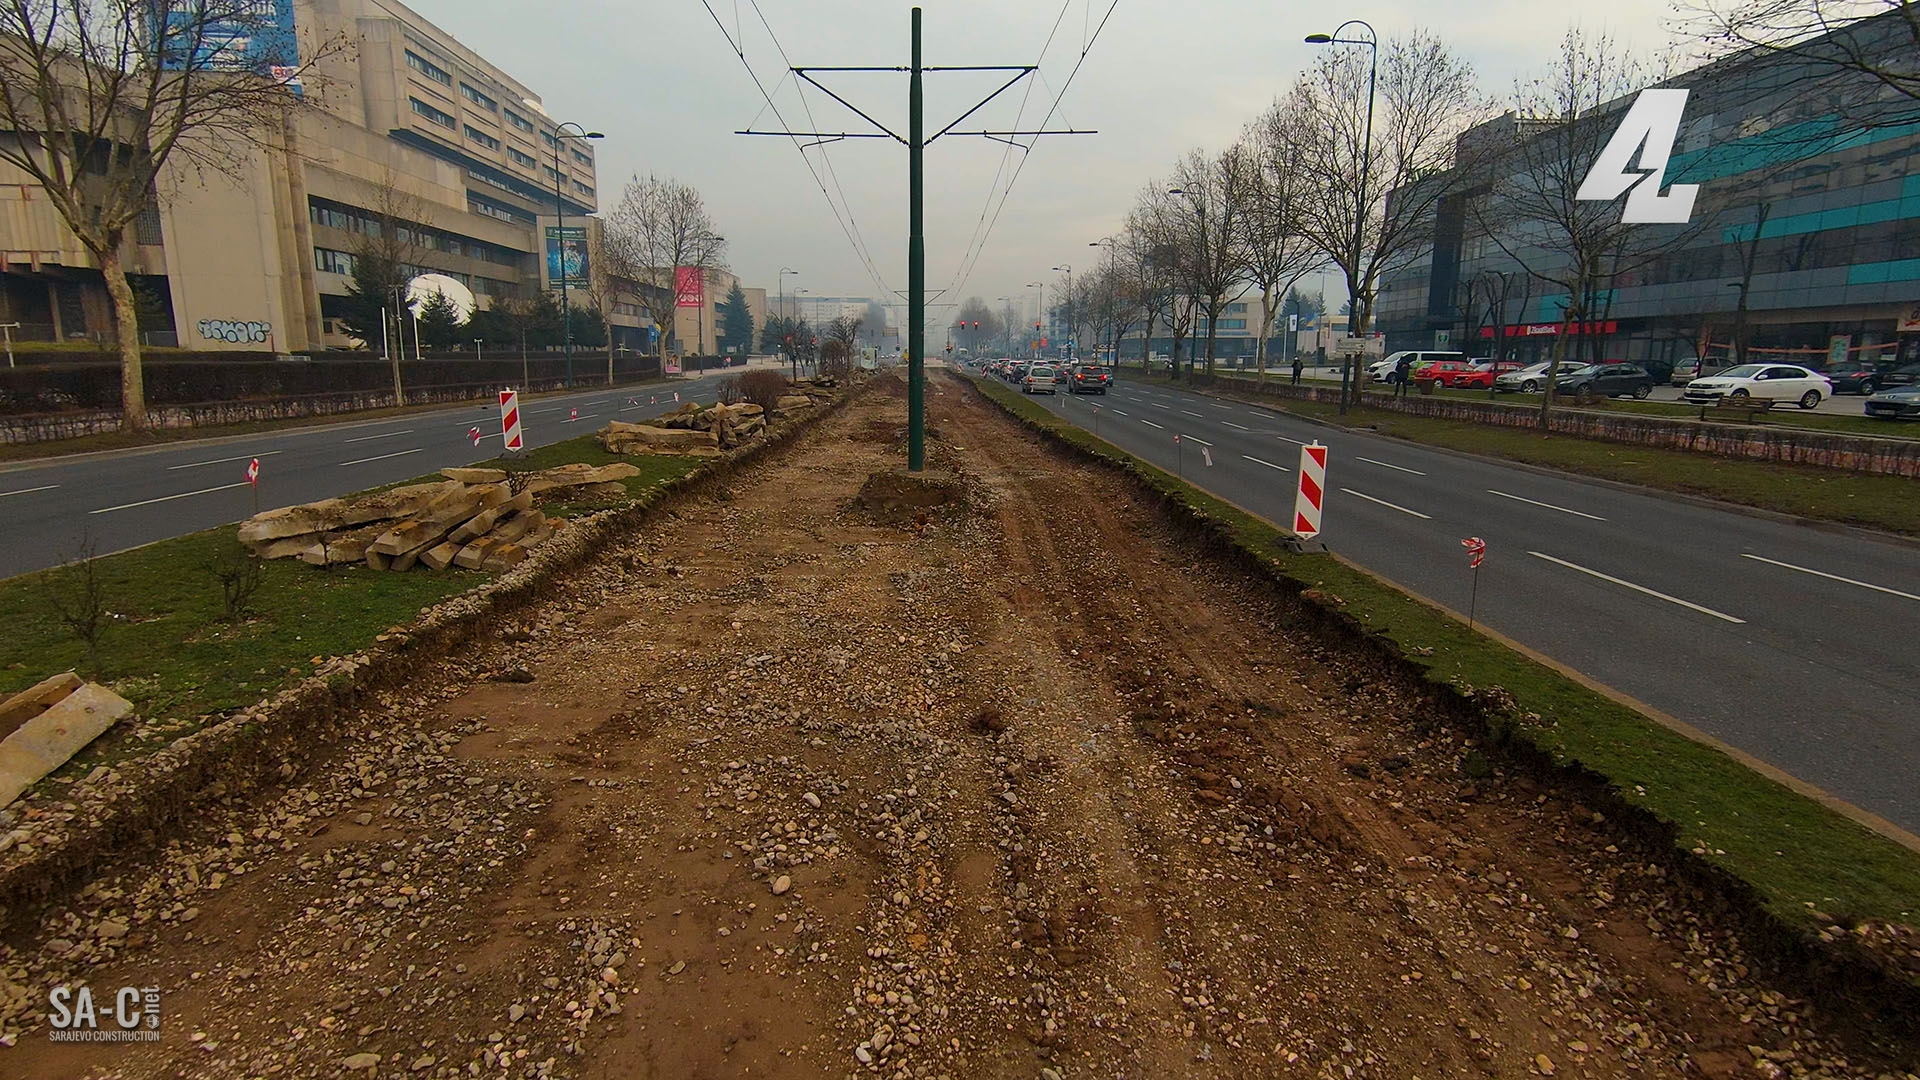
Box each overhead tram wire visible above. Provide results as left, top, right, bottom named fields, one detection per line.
left=939, top=0, right=1075, bottom=302
left=748, top=0, right=895, bottom=299
left=944, top=0, right=1121, bottom=302
left=698, top=0, right=896, bottom=301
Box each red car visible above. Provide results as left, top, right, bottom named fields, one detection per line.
left=1414, top=360, right=1494, bottom=389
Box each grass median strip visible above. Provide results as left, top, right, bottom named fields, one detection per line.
left=962, top=369, right=1920, bottom=937
left=0, top=432, right=693, bottom=788
left=1136, top=373, right=1920, bottom=536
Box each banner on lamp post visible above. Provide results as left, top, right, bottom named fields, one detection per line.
left=675, top=267, right=705, bottom=308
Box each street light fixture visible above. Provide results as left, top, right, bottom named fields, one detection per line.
left=551, top=122, right=604, bottom=388
left=1091, top=238, right=1118, bottom=363
left=779, top=266, right=799, bottom=319
left=1305, top=20, right=1377, bottom=414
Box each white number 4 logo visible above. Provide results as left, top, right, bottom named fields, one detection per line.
left=1575, top=88, right=1698, bottom=225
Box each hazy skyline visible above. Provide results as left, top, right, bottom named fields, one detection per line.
left=408, top=0, right=1687, bottom=321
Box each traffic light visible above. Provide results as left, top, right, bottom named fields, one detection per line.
left=945, top=343, right=953, bottom=354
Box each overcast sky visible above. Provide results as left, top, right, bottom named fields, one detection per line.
left=409, top=0, right=1683, bottom=325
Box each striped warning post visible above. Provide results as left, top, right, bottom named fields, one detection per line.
left=1294, top=441, right=1328, bottom=539
left=499, top=389, right=524, bottom=452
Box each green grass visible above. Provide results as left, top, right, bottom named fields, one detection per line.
left=0, top=437, right=693, bottom=788
left=964, top=370, right=1920, bottom=932
left=0, top=529, right=475, bottom=770
left=1133, top=373, right=1920, bottom=536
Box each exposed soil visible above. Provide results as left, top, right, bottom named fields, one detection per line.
left=5, top=377, right=1911, bottom=1080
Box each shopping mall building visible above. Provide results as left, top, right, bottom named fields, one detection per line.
left=1373, top=11, right=1920, bottom=376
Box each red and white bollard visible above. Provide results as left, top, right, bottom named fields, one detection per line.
left=1293, top=441, right=1328, bottom=540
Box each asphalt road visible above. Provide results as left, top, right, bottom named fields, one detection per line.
left=995, top=369, right=1920, bottom=835
left=0, top=371, right=743, bottom=581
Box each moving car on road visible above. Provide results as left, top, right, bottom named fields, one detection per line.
left=1493, top=362, right=1554, bottom=393
left=1022, top=365, right=1060, bottom=395
left=1556, top=363, right=1655, bottom=399
left=1068, top=366, right=1112, bottom=394
left=1864, top=384, right=1920, bottom=419
left=1682, top=364, right=1832, bottom=409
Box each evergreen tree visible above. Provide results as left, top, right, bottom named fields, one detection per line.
left=340, top=252, right=408, bottom=350
left=416, top=290, right=464, bottom=351
left=525, top=289, right=565, bottom=348
left=566, top=304, right=605, bottom=349
left=717, top=283, right=754, bottom=355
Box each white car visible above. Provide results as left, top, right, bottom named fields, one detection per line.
left=1022, top=365, right=1059, bottom=395
left=1681, top=363, right=1833, bottom=409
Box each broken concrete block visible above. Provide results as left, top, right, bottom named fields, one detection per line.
left=450, top=490, right=536, bottom=545
left=368, top=519, right=453, bottom=557
left=598, top=422, right=719, bottom=452
left=453, top=538, right=499, bottom=570
left=419, top=541, right=462, bottom=572
left=254, top=534, right=327, bottom=561
left=365, top=547, right=393, bottom=572
left=480, top=543, right=528, bottom=573
left=441, top=467, right=508, bottom=484
left=775, top=395, right=814, bottom=413
left=489, top=510, right=545, bottom=546
left=0, top=682, right=135, bottom=808
left=0, top=672, right=85, bottom=741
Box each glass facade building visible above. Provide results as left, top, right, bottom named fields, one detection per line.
left=1375, top=14, right=1920, bottom=376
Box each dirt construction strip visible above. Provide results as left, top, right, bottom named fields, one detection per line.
left=4, top=376, right=1912, bottom=1079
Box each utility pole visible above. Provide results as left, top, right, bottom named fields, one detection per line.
left=738, top=6, right=1091, bottom=471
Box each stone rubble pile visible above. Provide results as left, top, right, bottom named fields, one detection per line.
left=236, top=463, right=640, bottom=574
left=597, top=381, right=836, bottom=456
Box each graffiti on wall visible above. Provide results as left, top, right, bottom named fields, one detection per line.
left=197, top=319, right=271, bottom=344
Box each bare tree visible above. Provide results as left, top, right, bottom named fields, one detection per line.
left=1683, top=0, right=1920, bottom=125
left=603, top=175, right=727, bottom=372
left=1242, top=110, right=1331, bottom=384
left=1163, top=147, right=1256, bottom=376
left=1123, top=193, right=1178, bottom=373
left=0, top=1, right=337, bottom=431
left=1287, top=31, right=1483, bottom=401
left=584, top=225, right=645, bottom=386
left=826, top=313, right=863, bottom=350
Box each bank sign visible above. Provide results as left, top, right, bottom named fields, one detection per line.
left=154, top=0, right=303, bottom=93
left=1575, top=89, right=1697, bottom=225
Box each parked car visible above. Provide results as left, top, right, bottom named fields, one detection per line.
left=1413, top=360, right=1495, bottom=389
left=1470, top=359, right=1527, bottom=376
left=1067, top=366, right=1112, bottom=394
left=1877, top=362, right=1920, bottom=388
left=1368, top=350, right=1466, bottom=384
left=1669, top=359, right=1704, bottom=387
left=1863, top=384, right=1920, bottom=419
left=1823, top=360, right=1883, bottom=395
left=1681, top=363, right=1832, bottom=409
left=1556, top=363, right=1655, bottom=399
left=1022, top=365, right=1059, bottom=395
left=1493, top=362, right=1554, bottom=393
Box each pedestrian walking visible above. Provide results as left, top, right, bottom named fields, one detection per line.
left=1290, top=354, right=1304, bottom=386
left=1394, top=354, right=1412, bottom=397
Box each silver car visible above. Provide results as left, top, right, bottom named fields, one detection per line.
left=1494, top=362, right=1554, bottom=393
left=1022, top=365, right=1059, bottom=395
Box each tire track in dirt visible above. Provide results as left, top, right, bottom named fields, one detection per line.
left=4, top=375, right=1904, bottom=1080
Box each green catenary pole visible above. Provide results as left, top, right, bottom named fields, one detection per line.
left=907, top=6, right=926, bottom=472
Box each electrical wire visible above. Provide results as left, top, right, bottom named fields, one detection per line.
left=945, top=0, right=1121, bottom=301
left=697, top=0, right=895, bottom=302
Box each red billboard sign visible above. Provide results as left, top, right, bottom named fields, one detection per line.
left=674, top=267, right=704, bottom=308
left=1479, top=320, right=1618, bottom=339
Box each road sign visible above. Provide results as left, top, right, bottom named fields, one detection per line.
left=1294, top=442, right=1327, bottom=539
left=1336, top=337, right=1367, bottom=357
left=568, top=407, right=579, bottom=423
left=244, top=458, right=260, bottom=485
left=499, top=389, right=524, bottom=452
left=467, top=426, right=482, bottom=447
left=1463, top=536, right=1486, bottom=568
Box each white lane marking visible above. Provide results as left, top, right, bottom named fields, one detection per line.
left=1488, top=489, right=1606, bottom=521
left=166, top=450, right=282, bottom=471
left=1739, top=553, right=1920, bottom=603
left=1151, top=402, right=1172, bottom=410
left=1175, top=434, right=1214, bottom=446
left=0, top=483, right=60, bottom=498
left=1209, top=403, right=1233, bottom=410
left=339, top=448, right=424, bottom=467
left=91, top=481, right=250, bottom=514
left=1356, top=456, right=1426, bottom=476
left=1339, top=488, right=1432, bottom=520
left=587, top=399, right=609, bottom=406
left=1139, top=419, right=1165, bottom=429
left=1223, top=421, right=1251, bottom=431
left=344, top=428, right=414, bottom=444
left=1530, top=552, right=1746, bottom=624
left=1242, top=455, right=1290, bottom=472
left=1180, top=409, right=1204, bottom=417
left=1274, top=434, right=1307, bottom=446
left=1111, top=409, right=1131, bottom=416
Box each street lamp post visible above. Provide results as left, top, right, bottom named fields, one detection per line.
left=1024, top=282, right=1044, bottom=358
left=1306, top=19, right=1377, bottom=415
left=1051, top=264, right=1072, bottom=362
left=550, top=121, right=604, bottom=387
left=1090, top=238, right=1117, bottom=363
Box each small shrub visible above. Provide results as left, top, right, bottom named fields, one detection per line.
left=43, top=535, right=109, bottom=667
left=735, top=370, right=789, bottom=412
left=716, top=376, right=745, bottom=405
left=204, top=544, right=266, bottom=622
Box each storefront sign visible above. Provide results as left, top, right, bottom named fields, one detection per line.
left=1479, top=321, right=1619, bottom=339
